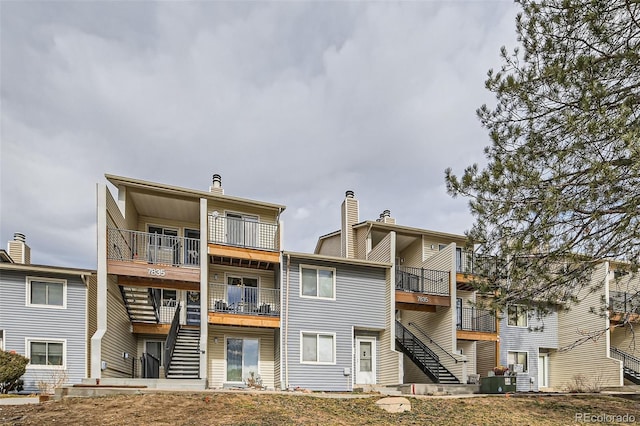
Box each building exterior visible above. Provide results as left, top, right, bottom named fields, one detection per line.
left=314, top=191, right=500, bottom=386
left=0, top=233, right=94, bottom=393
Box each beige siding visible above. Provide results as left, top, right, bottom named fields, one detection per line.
left=476, top=341, right=496, bottom=377
left=354, top=227, right=368, bottom=260
left=369, top=233, right=392, bottom=263
left=399, top=238, right=423, bottom=268
left=403, top=354, right=434, bottom=383
left=341, top=197, right=358, bottom=258
left=208, top=203, right=279, bottom=224
left=274, top=329, right=281, bottom=389
left=379, top=268, right=401, bottom=385
left=423, top=243, right=455, bottom=275
left=550, top=263, right=622, bottom=390
left=138, top=215, right=200, bottom=235
left=102, top=276, right=137, bottom=378
left=106, top=188, right=128, bottom=230
left=317, top=234, right=341, bottom=257
left=208, top=265, right=277, bottom=289
left=457, top=340, right=476, bottom=377
left=87, top=275, right=98, bottom=378
left=207, top=326, right=275, bottom=389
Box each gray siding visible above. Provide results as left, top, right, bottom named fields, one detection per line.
left=499, top=309, right=558, bottom=391
left=282, top=256, right=387, bottom=391
left=0, top=270, right=87, bottom=392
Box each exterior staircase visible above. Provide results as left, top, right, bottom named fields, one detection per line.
left=120, top=286, right=159, bottom=323
left=167, top=327, right=200, bottom=379
left=611, top=347, right=640, bottom=385
left=395, top=321, right=460, bottom=384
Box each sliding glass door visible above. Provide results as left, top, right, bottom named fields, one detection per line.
left=226, top=338, right=259, bottom=382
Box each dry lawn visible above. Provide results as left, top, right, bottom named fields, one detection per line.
left=1, top=392, right=639, bottom=425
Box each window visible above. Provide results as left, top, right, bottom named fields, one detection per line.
left=26, top=339, right=65, bottom=368
left=161, top=289, right=177, bottom=307
left=300, top=266, right=335, bottom=299
left=26, top=277, right=66, bottom=308
left=0, top=330, right=4, bottom=351
left=507, top=351, right=528, bottom=373
left=507, top=305, right=528, bottom=327
left=226, top=338, right=259, bottom=382
left=301, top=332, right=335, bottom=364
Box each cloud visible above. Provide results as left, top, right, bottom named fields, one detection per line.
left=0, top=1, right=519, bottom=268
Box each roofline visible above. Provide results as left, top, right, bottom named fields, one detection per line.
left=0, top=263, right=95, bottom=276
left=353, top=220, right=468, bottom=242
left=0, top=249, right=14, bottom=263
left=283, top=251, right=391, bottom=269
left=105, top=174, right=287, bottom=211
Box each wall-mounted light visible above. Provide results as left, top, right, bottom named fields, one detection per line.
left=214, top=337, right=219, bottom=344
left=214, top=273, right=219, bottom=280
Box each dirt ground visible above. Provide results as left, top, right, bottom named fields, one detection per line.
left=1, top=392, right=640, bottom=425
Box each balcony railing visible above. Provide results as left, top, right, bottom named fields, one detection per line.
left=609, top=291, right=640, bottom=314
left=208, top=214, right=279, bottom=251
left=396, top=266, right=449, bottom=296
left=457, top=251, right=498, bottom=277
left=457, top=307, right=496, bottom=333
left=209, top=283, right=279, bottom=317
left=108, top=228, right=200, bottom=267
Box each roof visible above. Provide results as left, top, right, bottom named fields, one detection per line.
left=353, top=220, right=468, bottom=242
left=105, top=174, right=286, bottom=212
left=283, top=251, right=391, bottom=269
left=0, top=249, right=14, bottom=263
left=0, top=262, right=95, bottom=276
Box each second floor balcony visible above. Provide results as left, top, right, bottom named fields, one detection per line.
left=208, top=214, right=279, bottom=252
left=208, top=283, right=280, bottom=328
left=396, top=266, right=450, bottom=296
left=456, top=307, right=496, bottom=333
left=609, top=291, right=640, bottom=323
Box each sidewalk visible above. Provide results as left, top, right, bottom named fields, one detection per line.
left=0, top=396, right=40, bottom=406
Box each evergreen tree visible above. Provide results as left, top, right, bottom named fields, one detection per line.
left=446, top=0, right=640, bottom=310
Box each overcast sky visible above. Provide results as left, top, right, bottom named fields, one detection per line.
left=1, top=1, right=519, bottom=269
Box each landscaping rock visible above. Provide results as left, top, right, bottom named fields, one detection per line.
left=375, top=396, right=411, bottom=413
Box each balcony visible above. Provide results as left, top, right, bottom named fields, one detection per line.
left=208, top=283, right=280, bottom=328
left=207, top=215, right=280, bottom=269
left=456, top=252, right=499, bottom=288
left=395, top=266, right=450, bottom=310
left=457, top=307, right=496, bottom=332
left=609, top=291, right=640, bottom=323
left=107, top=228, right=200, bottom=283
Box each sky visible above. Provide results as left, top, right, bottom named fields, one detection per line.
left=0, top=1, right=519, bottom=270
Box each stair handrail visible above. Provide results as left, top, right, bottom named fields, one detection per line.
left=408, top=322, right=464, bottom=364
left=148, top=288, right=161, bottom=323
left=395, top=321, right=439, bottom=381
left=611, top=346, right=640, bottom=373
left=141, top=352, right=160, bottom=379
left=164, top=303, right=182, bottom=377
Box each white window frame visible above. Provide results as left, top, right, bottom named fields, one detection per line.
left=300, top=331, right=336, bottom=365
left=299, top=265, right=336, bottom=300
left=0, top=330, right=4, bottom=351
left=507, top=304, right=528, bottom=328
left=25, top=338, right=66, bottom=369
left=26, top=276, right=67, bottom=309
left=507, top=350, right=528, bottom=373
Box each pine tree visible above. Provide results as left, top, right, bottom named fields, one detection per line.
left=446, top=0, right=640, bottom=310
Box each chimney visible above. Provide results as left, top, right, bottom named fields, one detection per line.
left=381, top=209, right=395, bottom=224
left=8, top=232, right=31, bottom=264
left=341, top=190, right=359, bottom=258
left=209, top=174, right=224, bottom=195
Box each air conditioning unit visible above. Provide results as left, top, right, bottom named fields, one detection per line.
left=508, top=363, right=524, bottom=373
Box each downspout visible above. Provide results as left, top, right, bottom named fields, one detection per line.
left=285, top=253, right=291, bottom=390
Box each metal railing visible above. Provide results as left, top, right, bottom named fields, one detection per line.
left=164, top=304, right=181, bottom=378
left=108, top=228, right=200, bottom=267
left=408, top=322, right=462, bottom=364
left=457, top=252, right=499, bottom=277
left=457, top=307, right=496, bottom=333
left=611, top=346, right=640, bottom=374
left=208, top=215, right=279, bottom=251
left=209, top=283, right=280, bottom=316
left=609, top=291, right=640, bottom=314
left=396, top=266, right=449, bottom=296
left=141, top=353, right=160, bottom=379
left=396, top=321, right=440, bottom=381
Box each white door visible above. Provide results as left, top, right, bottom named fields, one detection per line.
left=355, top=337, right=376, bottom=385
left=537, top=354, right=548, bottom=388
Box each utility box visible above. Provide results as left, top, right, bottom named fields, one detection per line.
left=480, top=376, right=517, bottom=394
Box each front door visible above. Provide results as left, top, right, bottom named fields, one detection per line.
left=355, top=337, right=376, bottom=385
left=186, top=291, right=200, bottom=325
left=184, top=228, right=200, bottom=266
left=538, top=354, right=549, bottom=388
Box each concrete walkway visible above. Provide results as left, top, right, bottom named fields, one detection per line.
left=0, top=396, right=40, bottom=406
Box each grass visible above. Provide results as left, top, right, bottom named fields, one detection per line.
left=1, top=392, right=640, bottom=425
